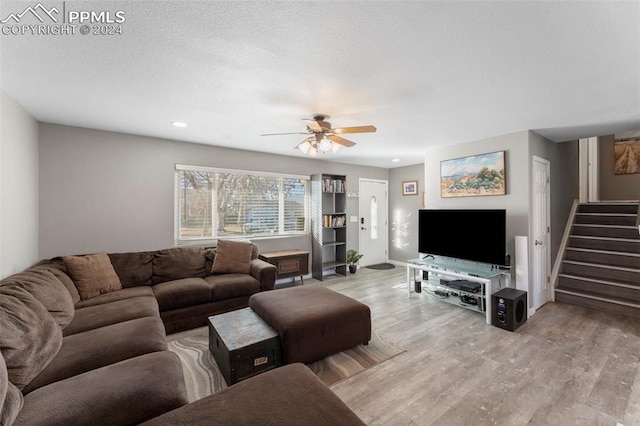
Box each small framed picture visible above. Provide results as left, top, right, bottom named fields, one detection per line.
left=402, top=180, right=418, bottom=196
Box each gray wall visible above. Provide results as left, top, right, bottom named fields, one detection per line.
left=423, top=130, right=531, bottom=263
left=388, top=163, right=424, bottom=262
left=38, top=123, right=388, bottom=259
left=599, top=134, right=640, bottom=201
left=421, top=129, right=578, bottom=309
left=0, top=90, right=39, bottom=278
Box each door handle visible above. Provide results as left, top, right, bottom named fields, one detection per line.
left=535, top=240, right=543, bottom=246
left=361, top=227, right=367, bottom=230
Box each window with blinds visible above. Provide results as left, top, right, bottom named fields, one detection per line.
left=175, top=165, right=309, bottom=241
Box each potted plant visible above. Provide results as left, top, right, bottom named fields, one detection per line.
left=346, top=249, right=364, bottom=274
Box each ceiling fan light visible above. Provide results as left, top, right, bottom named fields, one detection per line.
left=308, top=145, right=318, bottom=157
left=319, top=137, right=331, bottom=153
left=330, top=142, right=341, bottom=153
left=299, top=140, right=311, bottom=154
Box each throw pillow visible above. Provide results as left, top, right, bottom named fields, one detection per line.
left=212, top=240, right=253, bottom=274
left=62, top=252, right=122, bottom=300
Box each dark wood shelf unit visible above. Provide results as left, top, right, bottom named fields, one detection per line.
left=312, top=174, right=347, bottom=280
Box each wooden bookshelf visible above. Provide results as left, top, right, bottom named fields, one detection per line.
left=311, top=174, right=347, bottom=280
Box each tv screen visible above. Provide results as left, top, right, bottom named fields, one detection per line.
left=418, top=209, right=506, bottom=266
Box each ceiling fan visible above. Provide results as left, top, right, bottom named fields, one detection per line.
left=261, top=114, right=376, bottom=156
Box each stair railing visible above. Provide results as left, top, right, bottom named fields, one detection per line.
left=550, top=199, right=580, bottom=301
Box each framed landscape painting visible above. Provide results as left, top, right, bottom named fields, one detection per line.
left=614, top=131, right=640, bottom=175
left=440, top=151, right=506, bottom=198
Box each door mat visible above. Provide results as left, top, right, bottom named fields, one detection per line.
left=365, top=263, right=396, bottom=270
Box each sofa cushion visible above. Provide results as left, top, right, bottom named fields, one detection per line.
left=1, top=268, right=74, bottom=328
left=14, top=352, right=188, bottom=426
left=108, top=251, right=155, bottom=287
left=205, top=274, right=261, bottom=300
left=74, top=286, right=155, bottom=309
left=0, top=350, right=23, bottom=426
left=23, top=317, right=167, bottom=394
left=152, top=247, right=207, bottom=284
left=32, top=260, right=81, bottom=304
left=140, top=363, right=366, bottom=426
left=63, top=252, right=122, bottom=300
left=0, top=285, right=63, bottom=390
left=211, top=240, right=252, bottom=274
left=152, top=278, right=213, bottom=311
left=63, top=295, right=159, bottom=336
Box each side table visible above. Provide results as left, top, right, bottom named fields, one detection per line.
left=259, top=250, right=309, bottom=285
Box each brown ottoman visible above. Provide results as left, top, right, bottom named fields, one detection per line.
left=248, top=284, right=371, bottom=364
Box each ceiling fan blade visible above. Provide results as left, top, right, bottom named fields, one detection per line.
left=302, top=119, right=323, bottom=132
left=328, top=134, right=356, bottom=147
left=261, top=132, right=309, bottom=136
left=332, top=125, right=377, bottom=134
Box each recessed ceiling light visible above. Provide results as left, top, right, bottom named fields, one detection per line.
left=171, top=121, right=187, bottom=128
left=392, top=158, right=400, bottom=162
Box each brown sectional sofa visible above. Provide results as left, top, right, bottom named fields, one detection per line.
left=49, top=244, right=278, bottom=335
left=0, top=243, right=365, bottom=425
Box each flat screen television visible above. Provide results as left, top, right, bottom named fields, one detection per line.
left=418, top=209, right=507, bottom=266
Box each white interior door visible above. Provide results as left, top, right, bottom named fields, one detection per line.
left=532, top=156, right=551, bottom=311
left=359, top=179, right=388, bottom=266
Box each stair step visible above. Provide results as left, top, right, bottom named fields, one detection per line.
left=577, top=203, right=639, bottom=214
left=574, top=213, right=636, bottom=226
left=568, top=235, right=640, bottom=254
left=568, top=235, right=640, bottom=253
left=555, top=289, right=640, bottom=318
left=571, top=224, right=639, bottom=239
left=557, top=202, right=640, bottom=318
left=561, top=260, right=640, bottom=283
left=564, top=247, right=640, bottom=268
left=558, top=273, right=640, bottom=301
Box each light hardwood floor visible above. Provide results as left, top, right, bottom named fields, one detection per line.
left=309, top=266, right=640, bottom=426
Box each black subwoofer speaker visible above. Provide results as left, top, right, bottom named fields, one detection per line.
left=492, top=288, right=527, bottom=331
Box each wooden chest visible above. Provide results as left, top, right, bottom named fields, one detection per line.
left=208, top=307, right=282, bottom=386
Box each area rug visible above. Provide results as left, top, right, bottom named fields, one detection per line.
left=366, top=263, right=396, bottom=270
left=168, top=330, right=404, bottom=402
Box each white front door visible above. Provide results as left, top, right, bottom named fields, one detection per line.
left=532, top=156, right=551, bottom=311
left=359, top=179, right=388, bottom=266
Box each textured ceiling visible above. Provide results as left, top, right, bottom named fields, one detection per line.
left=1, top=1, right=639, bottom=168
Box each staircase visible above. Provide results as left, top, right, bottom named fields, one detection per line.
left=555, top=202, right=640, bottom=318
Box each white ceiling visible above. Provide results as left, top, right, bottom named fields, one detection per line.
left=1, top=1, right=639, bottom=168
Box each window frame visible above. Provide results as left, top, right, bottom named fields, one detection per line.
left=174, top=164, right=310, bottom=244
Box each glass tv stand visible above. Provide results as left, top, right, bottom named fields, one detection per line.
left=406, top=257, right=511, bottom=324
